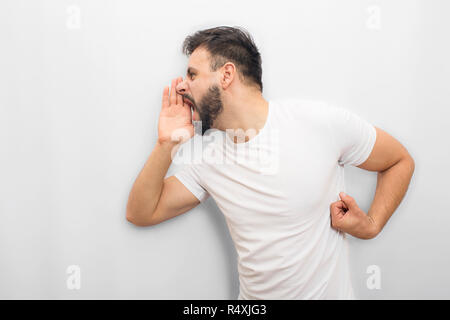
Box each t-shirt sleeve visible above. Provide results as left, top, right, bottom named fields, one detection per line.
left=325, top=105, right=377, bottom=167
left=173, top=164, right=210, bottom=203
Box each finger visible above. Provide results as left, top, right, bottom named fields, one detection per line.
left=331, top=207, right=344, bottom=218
left=339, top=192, right=353, bottom=210
left=332, top=202, right=347, bottom=214
left=330, top=200, right=340, bottom=208
left=330, top=215, right=343, bottom=231
left=336, top=200, right=348, bottom=210
left=176, top=77, right=182, bottom=106
left=342, top=204, right=349, bottom=212
left=331, top=201, right=344, bottom=211
left=169, top=78, right=176, bottom=106
left=162, top=86, right=169, bottom=109
left=334, top=202, right=348, bottom=215
left=185, top=100, right=193, bottom=123
left=330, top=202, right=339, bottom=215
left=342, top=201, right=348, bottom=210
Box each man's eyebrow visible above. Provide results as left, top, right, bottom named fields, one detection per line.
left=187, top=67, right=198, bottom=75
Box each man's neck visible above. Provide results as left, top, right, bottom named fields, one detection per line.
left=215, top=94, right=269, bottom=143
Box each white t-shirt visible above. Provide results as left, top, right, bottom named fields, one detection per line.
left=172, top=98, right=376, bottom=299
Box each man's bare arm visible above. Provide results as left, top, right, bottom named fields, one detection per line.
left=330, top=127, right=415, bottom=239
left=357, top=127, right=415, bottom=236
left=126, top=141, right=175, bottom=225
left=126, top=76, right=196, bottom=226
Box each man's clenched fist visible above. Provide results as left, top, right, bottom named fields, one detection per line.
left=330, top=192, right=379, bottom=240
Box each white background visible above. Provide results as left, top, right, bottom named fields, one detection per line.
left=0, top=0, right=449, bottom=299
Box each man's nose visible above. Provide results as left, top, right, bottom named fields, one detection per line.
left=176, top=77, right=188, bottom=95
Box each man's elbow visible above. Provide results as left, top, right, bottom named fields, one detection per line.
left=125, top=212, right=137, bottom=225
left=409, top=156, right=415, bottom=171
left=126, top=210, right=154, bottom=227
left=403, top=154, right=415, bottom=174
left=392, top=150, right=415, bottom=174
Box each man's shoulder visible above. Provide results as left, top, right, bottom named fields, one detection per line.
left=274, top=97, right=337, bottom=119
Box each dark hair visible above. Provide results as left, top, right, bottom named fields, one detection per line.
left=181, top=26, right=263, bottom=92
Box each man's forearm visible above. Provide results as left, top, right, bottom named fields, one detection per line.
left=126, top=141, right=178, bottom=223
left=368, top=156, right=415, bottom=235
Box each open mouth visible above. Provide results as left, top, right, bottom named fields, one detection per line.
left=183, top=98, right=194, bottom=109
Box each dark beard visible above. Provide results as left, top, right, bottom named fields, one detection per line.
left=196, top=85, right=223, bottom=135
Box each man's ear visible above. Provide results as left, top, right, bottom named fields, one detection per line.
left=221, top=62, right=236, bottom=89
